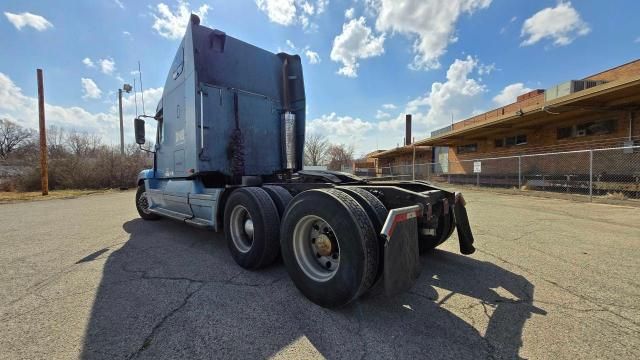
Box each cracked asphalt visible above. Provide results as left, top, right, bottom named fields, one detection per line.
left=0, top=189, right=639, bottom=359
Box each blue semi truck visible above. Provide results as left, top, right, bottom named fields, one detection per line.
left=133, top=15, right=475, bottom=308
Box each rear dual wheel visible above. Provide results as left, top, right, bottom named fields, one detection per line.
left=224, top=187, right=281, bottom=269
left=280, top=188, right=381, bottom=308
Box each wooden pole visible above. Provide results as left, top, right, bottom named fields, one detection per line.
left=37, top=69, right=48, bottom=195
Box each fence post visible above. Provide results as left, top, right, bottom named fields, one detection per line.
left=518, top=155, right=522, bottom=190
left=589, top=149, right=593, bottom=202
left=412, top=145, right=416, bottom=181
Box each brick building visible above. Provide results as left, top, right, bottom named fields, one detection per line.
left=369, top=114, right=433, bottom=177
left=373, top=59, right=640, bottom=185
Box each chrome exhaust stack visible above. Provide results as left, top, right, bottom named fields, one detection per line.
left=282, top=112, right=296, bottom=170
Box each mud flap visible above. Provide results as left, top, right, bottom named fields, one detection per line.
left=453, top=192, right=475, bottom=255
left=380, top=205, right=422, bottom=296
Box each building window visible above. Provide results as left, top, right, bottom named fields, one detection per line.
left=457, top=143, right=478, bottom=154
left=557, top=126, right=572, bottom=139
left=516, top=134, right=527, bottom=145
left=495, top=134, right=527, bottom=148
left=557, top=119, right=616, bottom=139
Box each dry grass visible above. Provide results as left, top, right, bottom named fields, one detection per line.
left=604, top=192, right=628, bottom=200
left=0, top=189, right=115, bottom=204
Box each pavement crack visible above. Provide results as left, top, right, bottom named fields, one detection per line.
left=126, top=282, right=204, bottom=360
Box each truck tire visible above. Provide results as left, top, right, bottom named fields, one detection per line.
left=418, top=211, right=454, bottom=254
left=336, top=187, right=387, bottom=231
left=224, top=187, right=280, bottom=269
left=262, top=185, right=293, bottom=218
left=280, top=188, right=379, bottom=308
left=135, top=185, right=160, bottom=220
left=337, top=187, right=389, bottom=294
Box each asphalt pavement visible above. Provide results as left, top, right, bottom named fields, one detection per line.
left=0, top=189, right=638, bottom=359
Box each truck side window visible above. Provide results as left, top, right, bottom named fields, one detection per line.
left=172, top=47, right=184, bottom=80
left=157, top=120, right=164, bottom=145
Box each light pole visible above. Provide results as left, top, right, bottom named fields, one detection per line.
left=118, top=83, right=133, bottom=156
left=118, top=84, right=132, bottom=190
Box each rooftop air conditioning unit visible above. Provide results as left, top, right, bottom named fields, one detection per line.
left=545, top=80, right=607, bottom=102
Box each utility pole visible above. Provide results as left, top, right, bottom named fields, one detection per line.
left=118, top=84, right=132, bottom=190
left=36, top=69, right=48, bottom=196
left=118, top=84, right=133, bottom=156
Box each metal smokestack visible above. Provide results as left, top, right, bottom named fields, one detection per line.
left=405, top=114, right=412, bottom=146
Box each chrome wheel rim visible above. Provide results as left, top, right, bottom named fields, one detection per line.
left=138, top=191, right=151, bottom=214
left=230, top=205, right=253, bottom=253
left=292, top=215, right=340, bottom=282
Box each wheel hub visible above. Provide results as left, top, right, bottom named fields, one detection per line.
left=314, top=234, right=332, bottom=256
left=229, top=205, right=253, bottom=253
left=244, top=219, right=254, bottom=238
left=138, top=192, right=151, bottom=214
left=292, top=215, right=341, bottom=282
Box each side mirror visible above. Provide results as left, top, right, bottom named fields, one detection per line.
left=134, top=118, right=145, bottom=145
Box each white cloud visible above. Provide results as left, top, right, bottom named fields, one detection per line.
left=380, top=56, right=485, bottom=135
left=82, top=58, right=95, bottom=68
left=492, top=83, right=532, bottom=106
left=345, top=7, right=355, bottom=19
left=0, top=72, right=162, bottom=145
left=375, top=110, right=390, bottom=119
left=116, top=87, right=164, bottom=118
left=256, top=0, right=297, bottom=26
left=382, top=103, right=396, bottom=109
left=314, top=0, right=328, bottom=14
left=151, top=0, right=210, bottom=40
left=300, top=1, right=314, bottom=15
left=330, top=17, right=385, bottom=78
left=114, top=0, right=125, bottom=9
left=478, top=62, right=496, bottom=75
left=4, top=11, right=53, bottom=31
left=283, top=41, right=320, bottom=64
left=305, top=49, right=321, bottom=64
left=307, top=112, right=374, bottom=151
left=373, top=0, right=491, bottom=70
left=521, top=1, right=590, bottom=47
left=286, top=39, right=297, bottom=50
left=256, top=1, right=327, bottom=30
left=122, top=31, right=132, bottom=39
left=0, top=72, right=116, bottom=140
left=81, top=78, right=102, bottom=100
left=99, top=58, right=116, bottom=75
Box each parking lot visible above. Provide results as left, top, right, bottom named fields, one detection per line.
left=0, top=189, right=639, bottom=359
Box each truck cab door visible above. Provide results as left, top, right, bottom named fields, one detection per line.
left=156, top=46, right=187, bottom=179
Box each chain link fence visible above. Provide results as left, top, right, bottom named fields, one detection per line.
left=350, top=146, right=640, bottom=204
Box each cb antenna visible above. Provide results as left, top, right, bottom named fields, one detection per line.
left=138, top=61, right=146, bottom=115
left=133, top=77, right=138, bottom=118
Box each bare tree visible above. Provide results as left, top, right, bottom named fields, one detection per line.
left=0, top=119, right=35, bottom=160
left=326, top=144, right=354, bottom=171
left=66, top=131, right=102, bottom=157
left=47, top=125, right=67, bottom=158
left=304, top=133, right=329, bottom=166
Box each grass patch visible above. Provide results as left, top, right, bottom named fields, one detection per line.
left=0, top=189, right=115, bottom=203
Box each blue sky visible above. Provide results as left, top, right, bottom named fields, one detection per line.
left=1, top=0, right=638, bottom=156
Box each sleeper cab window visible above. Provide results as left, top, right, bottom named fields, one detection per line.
left=172, top=47, right=184, bottom=80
